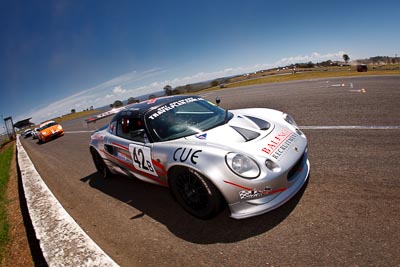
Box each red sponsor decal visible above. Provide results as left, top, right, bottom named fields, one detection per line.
left=91, top=133, right=105, bottom=140
left=102, top=149, right=168, bottom=187
left=261, top=129, right=292, bottom=155
left=147, top=98, right=157, bottom=104
left=223, top=180, right=252, bottom=191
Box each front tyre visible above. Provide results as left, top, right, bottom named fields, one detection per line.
left=169, top=168, right=224, bottom=219
left=90, top=148, right=112, bottom=179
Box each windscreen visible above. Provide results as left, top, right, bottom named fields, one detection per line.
left=39, top=122, right=58, bottom=130
left=146, top=97, right=231, bottom=141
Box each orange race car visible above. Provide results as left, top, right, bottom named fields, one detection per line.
left=37, top=120, right=64, bottom=143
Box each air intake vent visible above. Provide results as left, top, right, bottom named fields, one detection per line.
left=245, top=116, right=271, bottom=130
left=230, top=126, right=260, bottom=141
left=287, top=152, right=305, bottom=181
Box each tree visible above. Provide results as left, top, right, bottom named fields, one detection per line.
left=127, top=97, right=139, bottom=104
left=163, top=85, right=173, bottom=96
left=343, top=54, right=350, bottom=64
left=71, top=109, right=76, bottom=114
left=184, top=84, right=193, bottom=93
left=318, top=60, right=333, bottom=67
left=113, top=100, right=123, bottom=108
left=211, top=80, right=220, bottom=87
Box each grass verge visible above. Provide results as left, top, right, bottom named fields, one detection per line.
left=0, top=145, right=13, bottom=263
left=204, top=69, right=400, bottom=92
left=0, top=140, right=8, bottom=150
left=52, top=109, right=101, bottom=124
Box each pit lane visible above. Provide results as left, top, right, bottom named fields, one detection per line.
left=19, top=75, right=400, bottom=266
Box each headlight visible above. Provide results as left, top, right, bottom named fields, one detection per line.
left=57, top=125, right=62, bottom=130
left=283, top=113, right=298, bottom=127
left=225, top=153, right=260, bottom=178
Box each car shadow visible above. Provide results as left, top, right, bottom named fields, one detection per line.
left=81, top=172, right=309, bottom=244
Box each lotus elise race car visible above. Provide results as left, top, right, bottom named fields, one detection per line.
left=89, top=95, right=310, bottom=219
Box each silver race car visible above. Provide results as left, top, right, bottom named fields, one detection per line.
left=89, top=95, right=310, bottom=219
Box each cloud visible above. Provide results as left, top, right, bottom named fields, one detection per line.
left=276, top=51, right=346, bottom=66
left=18, top=51, right=346, bottom=123
left=112, top=86, right=127, bottom=95
left=18, top=68, right=166, bottom=123
left=132, top=50, right=347, bottom=90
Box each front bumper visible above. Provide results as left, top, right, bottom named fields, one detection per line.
left=41, top=130, right=64, bottom=142
left=228, top=157, right=310, bottom=219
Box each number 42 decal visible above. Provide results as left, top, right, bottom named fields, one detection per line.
left=129, top=144, right=157, bottom=176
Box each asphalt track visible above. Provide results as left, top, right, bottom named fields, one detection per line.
left=19, top=76, right=400, bottom=266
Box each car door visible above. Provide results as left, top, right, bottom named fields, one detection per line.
left=104, top=114, right=161, bottom=185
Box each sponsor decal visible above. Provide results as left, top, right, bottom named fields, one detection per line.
left=195, top=133, right=207, bottom=140
left=173, top=148, right=202, bottom=164
left=91, top=133, right=105, bottom=140
left=147, top=98, right=157, bottom=104
left=239, top=187, right=287, bottom=200
left=261, top=129, right=298, bottom=160
left=148, top=97, right=203, bottom=120
left=103, top=149, right=167, bottom=186
left=129, top=144, right=158, bottom=176
left=116, top=151, right=131, bottom=162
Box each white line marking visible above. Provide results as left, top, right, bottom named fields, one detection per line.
left=349, top=88, right=366, bottom=93
left=300, top=126, right=400, bottom=130
left=17, top=136, right=119, bottom=267
left=64, top=130, right=94, bottom=133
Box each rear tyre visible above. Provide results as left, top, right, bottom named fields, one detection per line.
left=169, top=168, right=224, bottom=219
left=91, top=148, right=112, bottom=179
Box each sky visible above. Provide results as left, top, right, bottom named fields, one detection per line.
left=1, top=0, right=399, bottom=128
